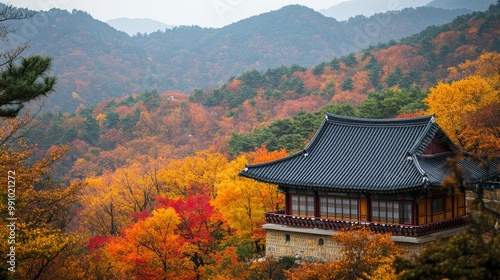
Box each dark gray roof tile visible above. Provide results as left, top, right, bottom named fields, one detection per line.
left=240, top=114, right=500, bottom=193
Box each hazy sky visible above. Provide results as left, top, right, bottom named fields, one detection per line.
left=6, top=0, right=347, bottom=27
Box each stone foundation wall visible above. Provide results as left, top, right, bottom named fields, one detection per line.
left=265, top=229, right=342, bottom=262
left=466, top=189, right=500, bottom=213
left=264, top=226, right=459, bottom=262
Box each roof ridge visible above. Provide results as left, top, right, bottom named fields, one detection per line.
left=303, top=115, right=329, bottom=152
left=407, top=116, right=437, bottom=156
left=326, top=113, right=433, bottom=126
left=410, top=153, right=429, bottom=184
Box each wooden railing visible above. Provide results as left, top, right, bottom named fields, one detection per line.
left=264, top=211, right=468, bottom=237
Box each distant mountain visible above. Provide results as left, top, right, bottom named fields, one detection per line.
left=24, top=2, right=500, bottom=179
left=140, top=5, right=469, bottom=90
left=106, top=18, right=174, bottom=36
left=426, top=0, right=497, bottom=11
left=319, top=0, right=432, bottom=21
left=1, top=5, right=475, bottom=111
left=319, top=0, right=497, bottom=21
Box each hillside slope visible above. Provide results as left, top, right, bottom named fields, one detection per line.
left=24, top=2, right=500, bottom=180
left=2, top=5, right=473, bottom=111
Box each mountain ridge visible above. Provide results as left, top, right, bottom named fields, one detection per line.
left=1, top=4, right=476, bottom=111
left=106, top=18, right=174, bottom=36
left=319, top=0, right=432, bottom=21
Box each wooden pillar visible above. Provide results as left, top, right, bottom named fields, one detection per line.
left=418, top=198, right=427, bottom=225
left=284, top=186, right=291, bottom=215
left=366, top=195, right=372, bottom=222
left=413, top=200, right=418, bottom=225
left=360, top=197, right=368, bottom=222
left=314, top=190, right=320, bottom=218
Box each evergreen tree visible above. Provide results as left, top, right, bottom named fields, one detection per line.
left=0, top=56, right=56, bottom=117
left=105, top=111, right=120, bottom=129
left=312, top=62, right=326, bottom=76
left=140, top=89, right=161, bottom=109
left=341, top=77, right=354, bottom=91
left=364, top=55, right=382, bottom=90
left=0, top=5, right=56, bottom=118
left=386, top=67, right=404, bottom=88
left=342, top=53, right=358, bottom=67
left=83, top=116, right=100, bottom=146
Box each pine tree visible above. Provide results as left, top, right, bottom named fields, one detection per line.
left=0, top=5, right=56, bottom=118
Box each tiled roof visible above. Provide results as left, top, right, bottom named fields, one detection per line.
left=240, top=114, right=500, bottom=193
left=419, top=152, right=500, bottom=186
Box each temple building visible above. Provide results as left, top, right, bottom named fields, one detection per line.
left=240, top=114, right=500, bottom=260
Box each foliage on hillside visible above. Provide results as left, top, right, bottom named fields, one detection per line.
left=3, top=4, right=477, bottom=111
left=20, top=0, right=500, bottom=178
left=1, top=4, right=499, bottom=278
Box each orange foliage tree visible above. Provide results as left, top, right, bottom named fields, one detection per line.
left=104, top=189, right=225, bottom=279
left=106, top=207, right=195, bottom=280
left=200, top=246, right=250, bottom=279
left=462, top=102, right=500, bottom=154
left=285, top=227, right=404, bottom=280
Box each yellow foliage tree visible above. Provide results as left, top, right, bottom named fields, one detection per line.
left=79, top=172, right=132, bottom=236
left=424, top=75, right=499, bottom=148
left=158, top=150, right=228, bottom=199
left=0, top=112, right=84, bottom=279
left=113, top=160, right=159, bottom=213
left=213, top=147, right=286, bottom=250
left=79, top=158, right=164, bottom=236
left=448, top=52, right=500, bottom=81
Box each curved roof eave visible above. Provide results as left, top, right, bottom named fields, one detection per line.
left=244, top=116, right=329, bottom=169
left=239, top=172, right=429, bottom=194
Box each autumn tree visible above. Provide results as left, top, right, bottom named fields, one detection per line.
left=0, top=112, right=83, bottom=279
left=447, top=52, right=500, bottom=81
left=213, top=147, right=287, bottom=253
left=245, top=256, right=297, bottom=280
left=100, top=184, right=225, bottom=279
left=285, top=227, right=404, bottom=280
left=157, top=191, right=225, bottom=279
left=425, top=75, right=499, bottom=148
left=200, top=246, right=251, bottom=279
left=106, top=207, right=195, bottom=280
left=332, top=227, right=404, bottom=279
left=158, top=150, right=228, bottom=199
left=437, top=52, right=500, bottom=153
left=113, top=160, right=159, bottom=213
left=461, top=102, right=500, bottom=154
left=79, top=172, right=132, bottom=236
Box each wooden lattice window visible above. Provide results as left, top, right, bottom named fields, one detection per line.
left=291, top=195, right=315, bottom=217
left=372, top=200, right=413, bottom=224
left=320, top=197, right=358, bottom=220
